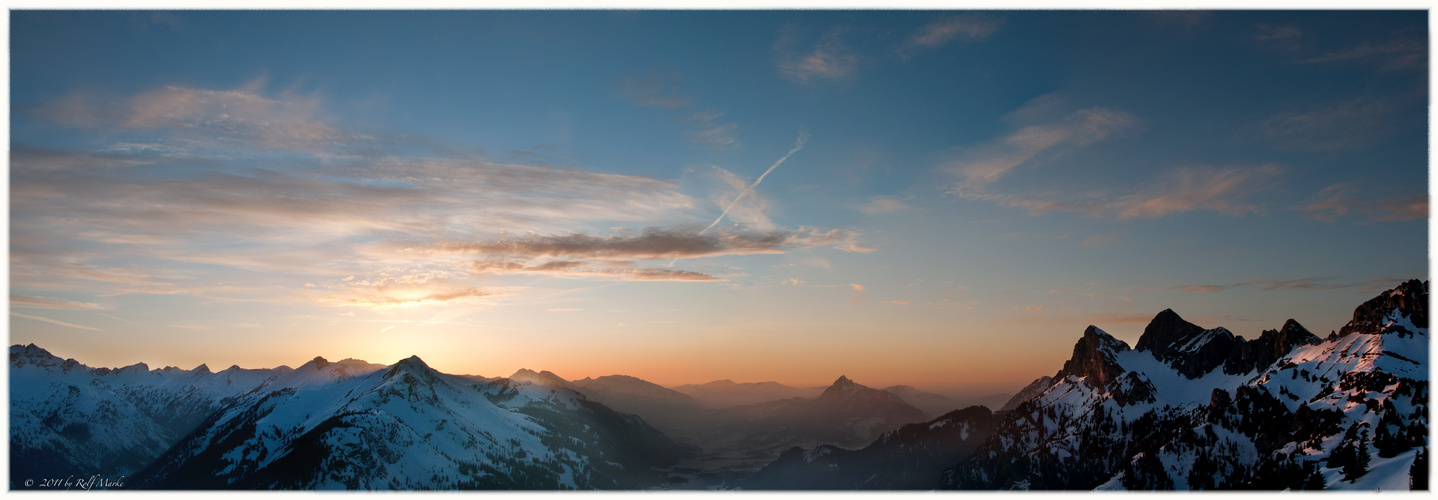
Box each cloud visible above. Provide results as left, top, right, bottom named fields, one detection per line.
left=1106, top=165, right=1282, bottom=219
left=1254, top=24, right=1301, bottom=45
left=319, top=285, right=493, bottom=308
left=1177, top=277, right=1406, bottom=294
left=1146, top=11, right=1212, bottom=28
left=474, top=259, right=719, bottom=281
left=1179, top=285, right=1229, bottom=294
left=1080, top=233, right=1122, bottom=247
left=615, top=71, right=743, bottom=150
left=858, top=198, right=912, bottom=214
left=450, top=226, right=869, bottom=260
left=945, top=107, right=1138, bottom=193
left=1262, top=97, right=1395, bottom=151
left=906, top=15, right=1000, bottom=49
left=1300, top=36, right=1425, bottom=71
left=1371, top=195, right=1428, bottom=222
left=959, top=165, right=1281, bottom=220
left=11, top=312, right=102, bottom=331
left=1299, top=183, right=1428, bottom=223
left=34, top=79, right=356, bottom=153
left=775, top=25, right=858, bottom=85
left=10, top=295, right=105, bottom=310
left=615, top=72, right=692, bottom=109
left=1299, top=183, right=1363, bottom=222
left=685, top=112, right=740, bottom=150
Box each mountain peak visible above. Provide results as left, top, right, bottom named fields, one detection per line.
left=1057, top=326, right=1130, bottom=387
left=395, top=355, right=428, bottom=368
left=819, top=375, right=869, bottom=399
left=10, top=343, right=63, bottom=369
left=310, top=356, right=330, bottom=370
left=192, top=363, right=211, bottom=375
left=509, top=368, right=572, bottom=389
left=1337, top=279, right=1428, bottom=338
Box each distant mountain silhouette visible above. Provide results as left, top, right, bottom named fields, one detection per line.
left=671, top=379, right=824, bottom=409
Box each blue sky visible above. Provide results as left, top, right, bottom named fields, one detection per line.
left=9, top=10, right=1428, bottom=394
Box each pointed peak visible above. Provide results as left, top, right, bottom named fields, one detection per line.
left=225, top=364, right=242, bottom=372
left=192, top=363, right=211, bottom=375
left=118, top=362, right=149, bottom=374
left=818, top=375, right=868, bottom=398
left=389, top=355, right=431, bottom=373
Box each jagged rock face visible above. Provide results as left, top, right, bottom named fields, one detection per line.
left=1339, top=279, right=1428, bottom=338
left=1135, top=310, right=1242, bottom=379
left=1058, top=326, right=1129, bottom=386
left=941, top=279, right=1429, bottom=491
left=1227, top=319, right=1321, bottom=375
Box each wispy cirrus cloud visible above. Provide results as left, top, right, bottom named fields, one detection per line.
left=11, top=312, right=103, bottom=331
left=1080, top=233, right=1122, bottom=247
left=1178, top=277, right=1407, bottom=294
left=945, top=106, right=1138, bottom=194
left=1105, top=165, right=1282, bottom=219
left=615, top=72, right=692, bottom=109
left=858, top=197, right=913, bottom=214
left=10, top=295, right=106, bottom=310
left=1299, top=183, right=1427, bottom=223
left=684, top=112, right=739, bottom=150
left=956, top=160, right=1281, bottom=220
left=775, top=25, right=858, bottom=85
left=615, top=71, right=739, bottom=149
left=1254, top=24, right=1302, bottom=48
left=1262, top=97, right=1395, bottom=151
left=1300, top=35, right=1425, bottom=71
left=33, top=78, right=357, bottom=153
left=906, top=15, right=1000, bottom=50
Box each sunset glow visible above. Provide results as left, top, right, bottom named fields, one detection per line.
left=9, top=10, right=1428, bottom=401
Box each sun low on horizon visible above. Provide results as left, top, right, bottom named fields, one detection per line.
left=8, top=10, right=1429, bottom=398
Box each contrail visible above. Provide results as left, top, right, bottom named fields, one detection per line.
left=669, top=132, right=809, bottom=267
left=700, top=132, right=809, bottom=234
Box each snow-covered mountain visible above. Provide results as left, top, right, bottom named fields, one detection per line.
left=941, top=279, right=1428, bottom=490
left=8, top=345, right=294, bottom=486
left=130, top=355, right=690, bottom=489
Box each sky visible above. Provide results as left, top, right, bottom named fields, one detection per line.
left=8, top=10, right=1429, bottom=397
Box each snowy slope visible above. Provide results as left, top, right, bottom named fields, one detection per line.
left=943, top=279, right=1429, bottom=491
left=8, top=345, right=292, bottom=486
left=130, top=355, right=688, bottom=489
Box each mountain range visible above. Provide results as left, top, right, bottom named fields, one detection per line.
left=746, top=279, right=1429, bottom=491
left=8, top=279, right=1428, bottom=490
